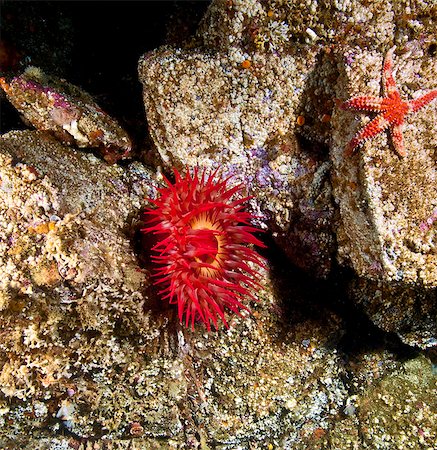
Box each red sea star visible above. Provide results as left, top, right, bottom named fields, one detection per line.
left=339, top=46, right=437, bottom=157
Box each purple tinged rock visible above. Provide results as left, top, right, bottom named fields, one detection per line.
left=0, top=67, right=132, bottom=164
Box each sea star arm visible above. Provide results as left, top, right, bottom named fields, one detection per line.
left=345, top=113, right=392, bottom=156
left=408, top=90, right=437, bottom=113
left=382, top=46, right=400, bottom=98
left=339, top=96, right=387, bottom=112
left=391, top=123, right=406, bottom=157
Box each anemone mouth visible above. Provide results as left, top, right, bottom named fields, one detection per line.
left=189, top=212, right=225, bottom=277
left=192, top=230, right=219, bottom=265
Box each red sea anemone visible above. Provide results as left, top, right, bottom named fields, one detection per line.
left=142, top=168, right=266, bottom=331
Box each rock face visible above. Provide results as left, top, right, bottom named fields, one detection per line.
left=354, top=355, right=437, bottom=449
left=0, top=131, right=348, bottom=447
left=1, top=0, right=437, bottom=448
left=333, top=46, right=437, bottom=286
left=0, top=130, right=151, bottom=305
left=332, top=46, right=437, bottom=346
left=139, top=34, right=336, bottom=279
left=1, top=132, right=433, bottom=449
left=139, top=0, right=437, bottom=346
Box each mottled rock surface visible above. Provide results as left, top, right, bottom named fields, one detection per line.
left=1, top=0, right=437, bottom=447
left=0, top=131, right=344, bottom=447
left=332, top=46, right=437, bottom=287
left=139, top=34, right=335, bottom=278
left=355, top=355, right=437, bottom=449
left=2, top=131, right=434, bottom=448
left=332, top=46, right=437, bottom=347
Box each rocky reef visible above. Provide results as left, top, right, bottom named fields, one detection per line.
left=0, top=0, right=436, bottom=448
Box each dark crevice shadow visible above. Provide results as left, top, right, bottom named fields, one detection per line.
left=262, top=233, right=419, bottom=362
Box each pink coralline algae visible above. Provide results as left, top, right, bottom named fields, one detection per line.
left=419, top=208, right=437, bottom=233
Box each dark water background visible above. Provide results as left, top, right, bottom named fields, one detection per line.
left=0, top=0, right=210, bottom=137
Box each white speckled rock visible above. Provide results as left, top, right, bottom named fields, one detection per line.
left=331, top=46, right=437, bottom=347
left=139, top=44, right=336, bottom=278
left=0, top=131, right=354, bottom=447
left=332, top=46, right=437, bottom=287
